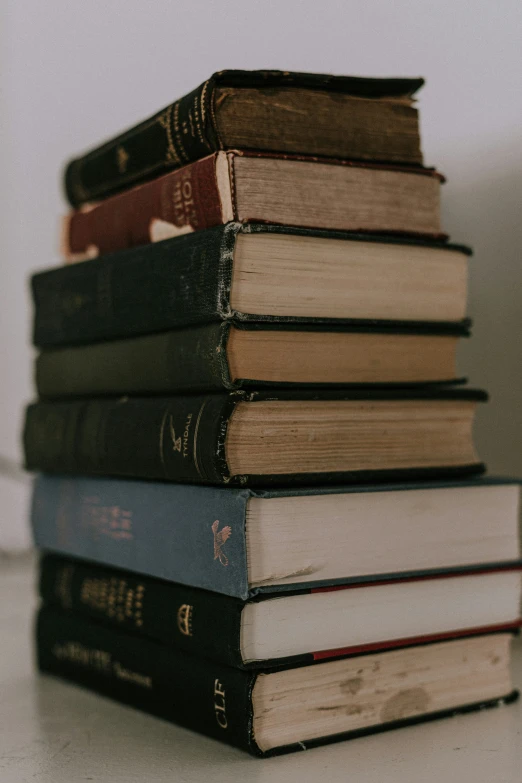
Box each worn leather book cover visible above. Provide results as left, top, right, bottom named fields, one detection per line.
left=62, top=152, right=444, bottom=261
left=39, top=553, right=522, bottom=669
left=23, top=387, right=487, bottom=487
left=63, top=70, right=425, bottom=207
left=32, top=223, right=472, bottom=350
left=37, top=607, right=519, bottom=756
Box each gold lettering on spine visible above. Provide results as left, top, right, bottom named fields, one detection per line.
left=80, top=576, right=145, bottom=629
left=214, top=679, right=228, bottom=728
left=172, top=102, right=189, bottom=164
left=159, top=105, right=181, bottom=166
left=182, top=413, right=193, bottom=459
left=113, top=661, right=152, bottom=688
left=52, top=641, right=112, bottom=673
left=52, top=641, right=152, bottom=689
left=171, top=171, right=199, bottom=229
left=55, top=565, right=74, bottom=609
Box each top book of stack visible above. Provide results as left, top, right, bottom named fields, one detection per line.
left=64, top=69, right=425, bottom=207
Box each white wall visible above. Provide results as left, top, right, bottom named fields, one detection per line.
left=1, top=0, right=521, bottom=549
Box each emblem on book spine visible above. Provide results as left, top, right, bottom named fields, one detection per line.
left=211, top=520, right=232, bottom=566
left=168, top=415, right=182, bottom=452
left=168, top=413, right=193, bottom=457
left=177, top=604, right=193, bottom=636
left=116, top=145, right=129, bottom=174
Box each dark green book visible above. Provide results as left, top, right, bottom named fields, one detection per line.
left=63, top=70, right=424, bottom=206
left=35, top=320, right=469, bottom=397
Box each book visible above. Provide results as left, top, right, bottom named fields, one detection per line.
left=31, top=475, right=520, bottom=598
left=23, top=388, right=487, bottom=487
left=63, top=70, right=424, bottom=207
left=32, top=225, right=471, bottom=350
left=37, top=608, right=518, bottom=756
left=35, top=322, right=470, bottom=398
left=62, top=153, right=443, bottom=262
left=39, top=554, right=522, bottom=668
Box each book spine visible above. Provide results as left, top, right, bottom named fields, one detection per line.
left=63, top=155, right=226, bottom=261
left=24, top=394, right=236, bottom=484
left=36, top=323, right=233, bottom=398
left=32, top=224, right=238, bottom=348
left=64, top=79, right=219, bottom=207
left=39, top=555, right=246, bottom=667
left=37, top=607, right=259, bottom=754
left=31, top=475, right=251, bottom=598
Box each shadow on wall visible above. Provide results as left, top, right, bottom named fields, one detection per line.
left=446, top=143, right=522, bottom=475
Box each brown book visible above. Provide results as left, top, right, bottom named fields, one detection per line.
left=62, top=152, right=444, bottom=262
left=63, top=70, right=424, bottom=207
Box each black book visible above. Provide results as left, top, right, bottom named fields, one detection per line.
left=39, top=554, right=522, bottom=669
left=37, top=607, right=518, bottom=756
left=23, top=387, right=487, bottom=487
left=31, top=225, right=471, bottom=350
left=63, top=70, right=424, bottom=207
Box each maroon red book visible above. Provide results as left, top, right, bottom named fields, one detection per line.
left=62, top=151, right=445, bottom=262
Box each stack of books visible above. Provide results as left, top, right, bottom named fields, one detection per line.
left=25, top=70, right=521, bottom=757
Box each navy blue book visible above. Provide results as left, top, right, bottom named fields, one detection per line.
left=32, top=475, right=520, bottom=600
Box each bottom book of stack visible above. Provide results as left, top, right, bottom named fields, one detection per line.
left=37, top=553, right=521, bottom=757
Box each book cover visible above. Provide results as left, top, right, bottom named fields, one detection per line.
left=32, top=223, right=472, bottom=350
left=64, top=70, right=425, bottom=207
left=62, top=152, right=444, bottom=261
left=31, top=474, right=517, bottom=599
left=23, top=387, right=488, bottom=488
left=37, top=607, right=519, bottom=756
left=35, top=320, right=470, bottom=398
left=39, top=553, right=522, bottom=669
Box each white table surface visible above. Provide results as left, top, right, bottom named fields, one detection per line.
left=1, top=554, right=521, bottom=783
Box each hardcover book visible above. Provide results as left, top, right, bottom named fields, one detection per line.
left=64, top=70, right=425, bottom=207
left=23, top=387, right=487, bottom=487
left=37, top=608, right=518, bottom=756
left=62, top=153, right=444, bottom=262
left=31, top=475, right=520, bottom=598
left=39, top=554, right=522, bottom=668
left=32, top=224, right=472, bottom=350
left=35, top=321, right=470, bottom=397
